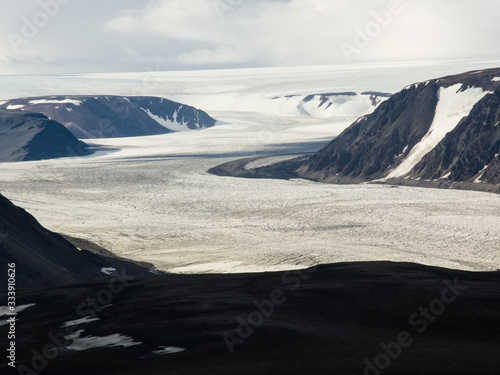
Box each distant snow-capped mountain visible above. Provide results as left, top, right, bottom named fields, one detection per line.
left=271, top=91, right=391, bottom=119
left=0, top=96, right=216, bottom=139
left=297, top=68, right=500, bottom=192
left=0, top=109, right=92, bottom=162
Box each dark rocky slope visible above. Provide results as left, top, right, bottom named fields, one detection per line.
left=0, top=193, right=154, bottom=290
left=298, top=83, right=438, bottom=182
left=296, top=68, right=500, bottom=192
left=0, top=96, right=216, bottom=139
left=0, top=109, right=92, bottom=162
left=1, top=262, right=499, bottom=374
left=409, top=88, right=500, bottom=184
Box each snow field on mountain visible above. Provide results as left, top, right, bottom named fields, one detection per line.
left=388, top=84, right=491, bottom=178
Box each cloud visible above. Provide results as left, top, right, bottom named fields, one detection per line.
left=104, top=0, right=500, bottom=68
left=178, top=46, right=252, bottom=65
left=106, top=0, right=236, bottom=44
left=104, top=0, right=356, bottom=66
left=0, top=0, right=500, bottom=74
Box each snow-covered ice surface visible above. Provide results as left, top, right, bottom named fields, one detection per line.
left=65, top=330, right=141, bottom=351
left=387, top=84, right=491, bottom=179
left=0, top=62, right=499, bottom=273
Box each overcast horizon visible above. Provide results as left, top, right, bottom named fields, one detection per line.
left=1, top=0, right=500, bottom=75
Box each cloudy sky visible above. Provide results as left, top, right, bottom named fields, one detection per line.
left=1, top=0, right=499, bottom=75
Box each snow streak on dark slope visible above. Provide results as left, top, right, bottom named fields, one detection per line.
left=411, top=88, right=500, bottom=184
left=0, top=193, right=152, bottom=290
left=298, top=84, right=438, bottom=181
left=297, top=68, right=500, bottom=191
left=0, top=96, right=216, bottom=139
left=0, top=109, right=91, bottom=162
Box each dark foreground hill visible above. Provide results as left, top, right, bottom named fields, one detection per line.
left=0, top=193, right=154, bottom=290
left=0, top=96, right=216, bottom=139
left=1, top=262, right=499, bottom=375
left=0, top=109, right=92, bottom=162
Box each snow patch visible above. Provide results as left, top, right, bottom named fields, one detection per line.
left=151, top=346, right=186, bottom=355
left=62, top=316, right=100, bottom=327
left=474, top=165, right=488, bottom=183
left=387, top=84, right=491, bottom=179
left=0, top=304, right=36, bottom=317
left=393, top=145, right=409, bottom=159
left=403, top=83, right=420, bottom=90
left=101, top=267, right=117, bottom=275
left=29, top=99, right=82, bottom=106
left=142, top=108, right=191, bottom=132
left=491, top=77, right=500, bottom=82
left=6, top=105, right=24, bottom=110
left=0, top=318, right=17, bottom=327
left=65, top=330, right=141, bottom=351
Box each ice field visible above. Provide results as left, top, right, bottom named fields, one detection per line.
left=0, top=61, right=499, bottom=272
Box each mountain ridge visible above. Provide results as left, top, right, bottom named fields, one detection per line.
left=0, top=95, right=216, bottom=139
left=295, top=67, right=500, bottom=191
left=0, top=109, right=92, bottom=162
